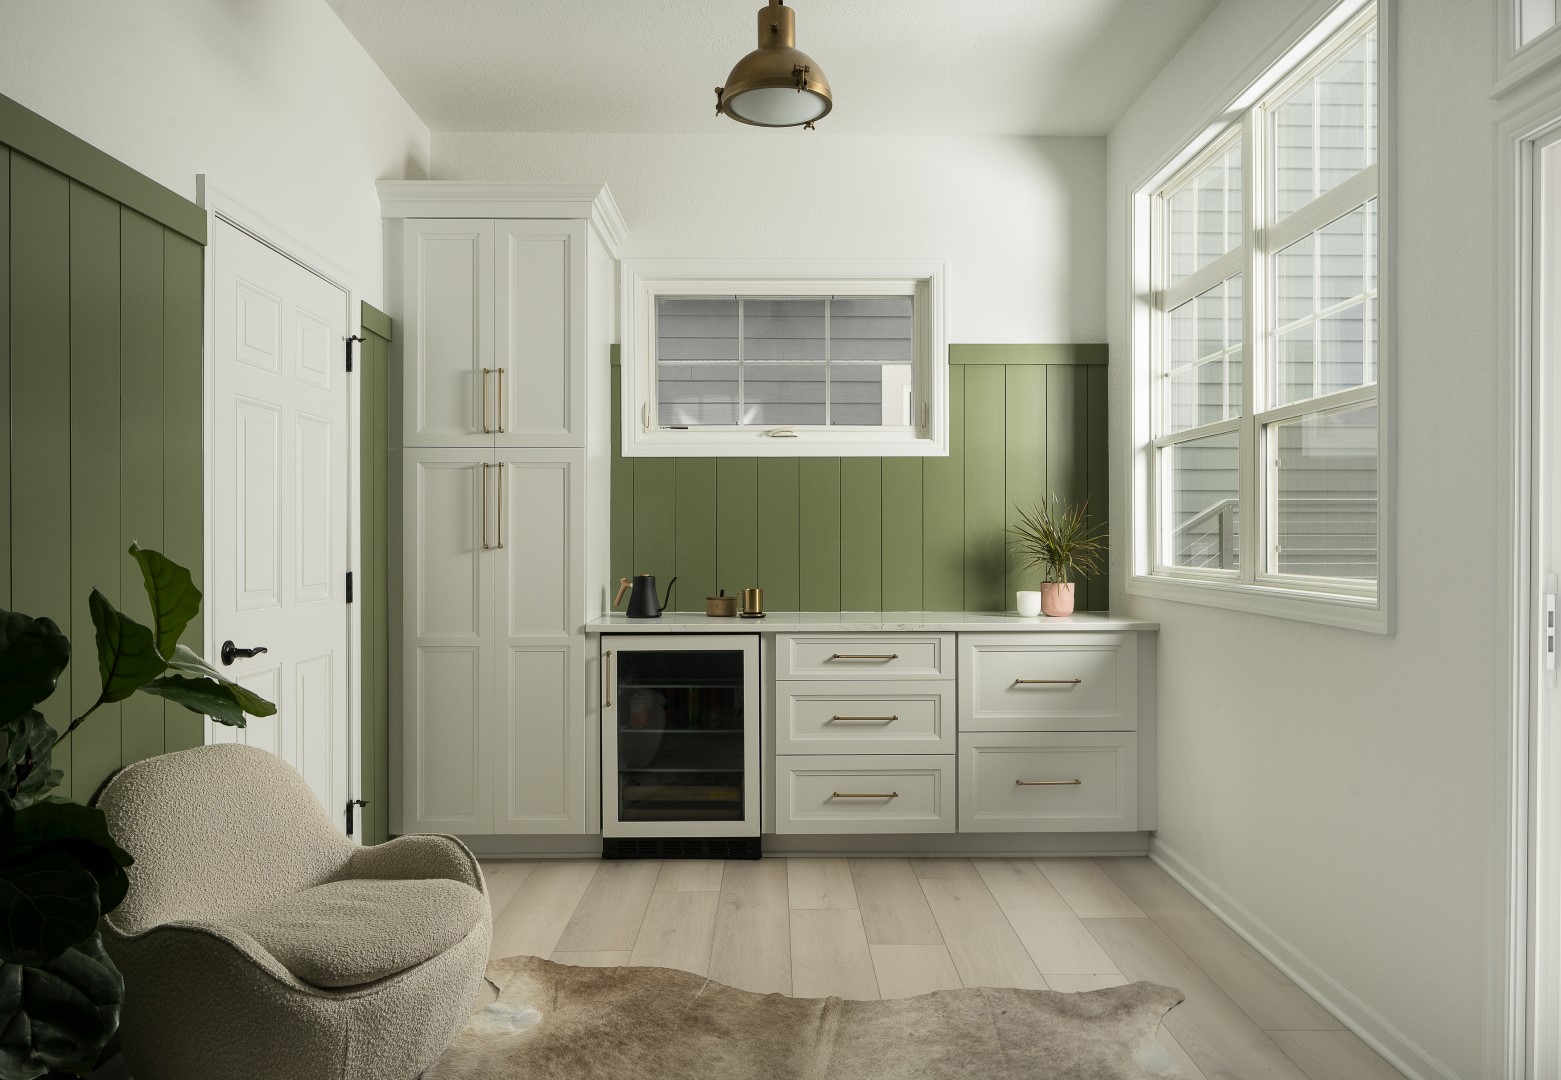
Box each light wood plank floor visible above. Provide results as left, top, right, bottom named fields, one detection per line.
left=481, top=855, right=1405, bottom=1080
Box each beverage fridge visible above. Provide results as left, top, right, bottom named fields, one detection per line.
left=599, top=635, right=761, bottom=858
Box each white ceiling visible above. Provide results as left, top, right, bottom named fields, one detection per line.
left=325, top=0, right=1221, bottom=137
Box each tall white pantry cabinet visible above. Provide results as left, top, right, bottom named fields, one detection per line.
left=380, top=183, right=625, bottom=838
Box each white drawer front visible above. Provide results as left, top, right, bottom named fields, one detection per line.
left=777, top=634, right=952, bottom=681
left=959, top=732, right=1137, bottom=832
left=777, top=681, right=955, bottom=755
left=776, top=755, right=956, bottom=834
left=960, top=633, right=1137, bottom=731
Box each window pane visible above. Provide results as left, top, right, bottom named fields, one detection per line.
left=743, top=298, right=824, bottom=361
left=1272, top=29, right=1376, bottom=221
left=829, top=296, right=915, bottom=426
left=741, top=362, right=826, bottom=426
left=1272, top=404, right=1378, bottom=580
left=1165, top=275, right=1242, bottom=433
left=1167, top=143, right=1242, bottom=285
left=1165, top=431, right=1240, bottom=570
left=1271, top=200, right=1377, bottom=406
left=657, top=297, right=739, bottom=425
left=1522, top=0, right=1558, bottom=45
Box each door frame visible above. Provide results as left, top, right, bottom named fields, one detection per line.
left=195, top=178, right=364, bottom=832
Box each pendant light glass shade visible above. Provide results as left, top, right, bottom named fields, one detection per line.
left=716, top=1, right=832, bottom=129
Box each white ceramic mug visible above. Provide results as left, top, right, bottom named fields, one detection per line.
left=1016, top=590, right=1043, bottom=617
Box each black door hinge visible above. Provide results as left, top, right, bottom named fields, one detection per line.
left=345, top=798, right=369, bottom=836
left=346, top=571, right=354, bottom=603
left=346, top=334, right=364, bottom=372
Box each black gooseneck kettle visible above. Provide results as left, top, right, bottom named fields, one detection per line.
left=615, top=574, right=677, bottom=618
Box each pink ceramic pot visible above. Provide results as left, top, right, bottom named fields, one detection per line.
left=1040, top=581, right=1076, bottom=617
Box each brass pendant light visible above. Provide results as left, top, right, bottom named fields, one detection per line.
left=715, top=0, right=832, bottom=130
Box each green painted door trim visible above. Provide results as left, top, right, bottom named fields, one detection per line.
left=0, top=92, right=207, bottom=245
left=361, top=301, right=392, bottom=341
left=948, top=344, right=1107, bottom=366
left=360, top=309, right=392, bottom=846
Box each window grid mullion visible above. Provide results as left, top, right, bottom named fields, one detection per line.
left=736, top=298, right=746, bottom=427
left=1241, top=106, right=1262, bottom=586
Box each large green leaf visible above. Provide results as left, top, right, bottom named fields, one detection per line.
left=0, top=852, right=98, bottom=966
left=7, top=802, right=131, bottom=918
left=0, top=716, right=59, bottom=811
left=0, top=616, right=69, bottom=727
left=140, top=675, right=254, bottom=728
left=86, top=593, right=164, bottom=706
left=0, top=932, right=123, bottom=1080
left=162, top=645, right=277, bottom=717
left=127, top=544, right=200, bottom=662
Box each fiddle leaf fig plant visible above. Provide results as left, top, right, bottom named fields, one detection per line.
left=0, top=544, right=275, bottom=1079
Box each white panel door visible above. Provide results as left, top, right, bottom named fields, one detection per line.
left=491, top=448, right=585, bottom=833
left=401, top=449, right=495, bottom=833
left=495, top=220, right=585, bottom=446
left=402, top=219, right=495, bottom=447
left=212, top=217, right=352, bottom=827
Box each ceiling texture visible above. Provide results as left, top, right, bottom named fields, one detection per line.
left=325, top=0, right=1221, bottom=136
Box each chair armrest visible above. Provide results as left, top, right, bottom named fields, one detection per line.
left=343, top=833, right=485, bottom=892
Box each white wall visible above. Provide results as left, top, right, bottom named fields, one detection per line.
left=433, top=132, right=1105, bottom=344
left=1107, top=2, right=1506, bottom=1077
left=0, top=0, right=430, bottom=306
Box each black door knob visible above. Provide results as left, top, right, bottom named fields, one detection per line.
left=220, top=640, right=269, bottom=667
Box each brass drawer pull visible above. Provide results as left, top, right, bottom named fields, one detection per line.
left=495, top=462, right=506, bottom=549
left=1013, top=678, right=1083, bottom=686
left=480, top=462, right=492, bottom=550
left=481, top=368, right=493, bottom=434
left=830, top=653, right=899, bottom=661
left=831, top=791, right=899, bottom=799
left=827, top=715, right=898, bottom=724
left=1016, top=779, right=1082, bottom=786
left=496, top=367, right=507, bottom=433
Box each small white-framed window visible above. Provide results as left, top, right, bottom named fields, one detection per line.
left=1133, top=2, right=1390, bottom=632
left=620, top=260, right=948, bottom=457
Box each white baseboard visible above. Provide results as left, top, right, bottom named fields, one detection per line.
left=1149, top=840, right=1462, bottom=1080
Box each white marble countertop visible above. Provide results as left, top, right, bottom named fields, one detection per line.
left=584, top=611, right=1158, bottom=634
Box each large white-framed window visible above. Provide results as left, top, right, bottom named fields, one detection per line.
left=620, top=259, right=948, bottom=457
left=1132, top=2, right=1392, bottom=632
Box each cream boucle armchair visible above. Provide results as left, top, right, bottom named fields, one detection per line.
left=96, top=744, right=491, bottom=1080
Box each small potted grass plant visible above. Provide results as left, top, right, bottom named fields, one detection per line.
left=1009, top=495, right=1106, bottom=617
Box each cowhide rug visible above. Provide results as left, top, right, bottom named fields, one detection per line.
left=427, top=955, right=1186, bottom=1080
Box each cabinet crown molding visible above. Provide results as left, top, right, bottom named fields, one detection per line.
left=377, top=181, right=628, bottom=256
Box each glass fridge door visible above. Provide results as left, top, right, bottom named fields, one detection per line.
left=615, top=648, right=747, bottom=824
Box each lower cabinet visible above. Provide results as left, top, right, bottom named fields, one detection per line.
left=958, top=732, right=1138, bottom=832
left=775, top=755, right=957, bottom=834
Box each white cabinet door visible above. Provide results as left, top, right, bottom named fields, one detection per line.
left=402, top=219, right=495, bottom=447
left=958, top=732, right=1138, bottom=833
left=492, top=449, right=587, bottom=832
left=401, top=449, right=494, bottom=833
left=959, top=634, right=1138, bottom=732
left=495, top=220, right=585, bottom=446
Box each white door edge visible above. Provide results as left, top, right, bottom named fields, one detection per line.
left=197, top=177, right=364, bottom=836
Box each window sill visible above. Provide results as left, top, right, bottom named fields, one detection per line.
left=1127, top=573, right=1392, bottom=634
left=623, top=428, right=949, bottom=458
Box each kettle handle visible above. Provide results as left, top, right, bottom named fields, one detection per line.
left=613, top=577, right=632, bottom=609
left=659, top=576, right=678, bottom=612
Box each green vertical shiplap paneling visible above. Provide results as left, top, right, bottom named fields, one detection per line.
left=118, top=209, right=166, bottom=766
left=0, top=153, right=10, bottom=609
left=632, top=458, right=677, bottom=588
left=674, top=458, right=717, bottom=611
left=839, top=458, right=882, bottom=611
left=922, top=366, right=966, bottom=610
left=1045, top=365, right=1091, bottom=610
left=1084, top=366, right=1110, bottom=608
left=162, top=231, right=205, bottom=755
left=962, top=366, right=1008, bottom=612
left=1004, top=365, right=1048, bottom=598
left=797, top=458, right=841, bottom=611
left=714, top=458, right=758, bottom=597
left=756, top=459, right=801, bottom=611
left=10, top=155, right=74, bottom=786
left=608, top=353, right=1107, bottom=613
left=360, top=312, right=392, bottom=845
left=68, top=184, right=123, bottom=802
left=609, top=371, right=634, bottom=589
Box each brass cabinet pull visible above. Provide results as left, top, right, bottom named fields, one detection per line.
left=496, top=367, right=507, bottom=433
left=604, top=651, right=613, bottom=709
left=1015, top=779, right=1082, bottom=786
left=831, top=791, right=899, bottom=799
left=480, top=463, right=492, bottom=550
left=495, top=462, right=506, bottom=549
left=1013, top=678, right=1083, bottom=686
left=481, top=368, right=493, bottom=434
left=829, top=653, right=899, bottom=661
left=826, top=715, right=898, bottom=724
